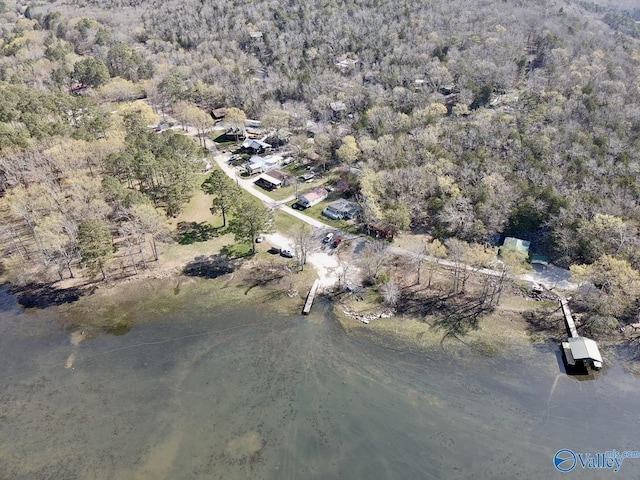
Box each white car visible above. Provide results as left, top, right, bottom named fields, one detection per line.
left=323, top=232, right=334, bottom=243
left=280, top=248, right=294, bottom=258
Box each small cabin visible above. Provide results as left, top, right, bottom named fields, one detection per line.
left=211, top=108, right=227, bottom=123
left=243, top=155, right=282, bottom=175
left=502, top=237, right=530, bottom=256
left=254, top=170, right=290, bottom=191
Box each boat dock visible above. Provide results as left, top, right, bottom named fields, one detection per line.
left=558, top=295, right=578, bottom=338
left=302, top=279, right=321, bottom=315
left=554, top=292, right=603, bottom=370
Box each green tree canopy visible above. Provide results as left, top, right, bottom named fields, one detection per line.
left=201, top=169, right=240, bottom=227
left=571, top=255, right=640, bottom=321
left=78, top=219, right=113, bottom=281
left=106, top=42, right=154, bottom=81
left=228, top=195, right=272, bottom=254
left=72, top=57, right=110, bottom=88
left=336, top=135, right=361, bottom=164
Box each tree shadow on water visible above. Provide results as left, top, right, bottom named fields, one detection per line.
left=430, top=301, right=493, bottom=338
left=10, top=283, right=87, bottom=309
left=182, top=254, right=238, bottom=279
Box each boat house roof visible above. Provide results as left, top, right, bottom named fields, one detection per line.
left=568, top=337, right=603, bottom=363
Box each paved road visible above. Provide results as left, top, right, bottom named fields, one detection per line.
left=172, top=115, right=577, bottom=292
left=156, top=109, right=337, bottom=231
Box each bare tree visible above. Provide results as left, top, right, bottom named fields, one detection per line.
left=360, top=240, right=389, bottom=284
left=337, top=258, right=353, bottom=290
left=408, top=238, right=447, bottom=287
left=290, top=224, right=313, bottom=272
left=380, top=278, right=401, bottom=308
left=445, top=238, right=471, bottom=294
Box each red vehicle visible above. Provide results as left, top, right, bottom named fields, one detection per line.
left=332, top=237, right=342, bottom=248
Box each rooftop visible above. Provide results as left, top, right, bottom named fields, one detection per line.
left=256, top=173, right=283, bottom=188
left=567, top=336, right=603, bottom=363
left=242, top=138, right=271, bottom=150
left=327, top=198, right=359, bottom=212
left=503, top=237, right=530, bottom=255
left=302, top=188, right=329, bottom=202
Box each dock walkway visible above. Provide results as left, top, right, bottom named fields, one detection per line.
left=558, top=295, right=578, bottom=338
left=303, top=279, right=321, bottom=315
left=553, top=290, right=603, bottom=370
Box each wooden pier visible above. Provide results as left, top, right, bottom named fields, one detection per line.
left=554, top=291, right=603, bottom=370
left=558, top=295, right=578, bottom=338
left=302, top=279, right=321, bottom=315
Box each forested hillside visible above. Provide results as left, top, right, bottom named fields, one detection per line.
left=2, top=0, right=640, bottom=323
left=17, top=0, right=639, bottom=264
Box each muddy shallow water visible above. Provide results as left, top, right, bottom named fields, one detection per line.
left=1, top=281, right=639, bottom=480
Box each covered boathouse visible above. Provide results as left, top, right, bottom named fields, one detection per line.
left=562, top=336, right=603, bottom=370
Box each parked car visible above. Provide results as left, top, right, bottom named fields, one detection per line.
left=280, top=248, right=294, bottom=258
left=255, top=234, right=265, bottom=243
left=332, top=237, right=342, bottom=248
left=323, top=232, right=334, bottom=244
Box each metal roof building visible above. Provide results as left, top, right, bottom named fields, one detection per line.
left=502, top=237, right=530, bottom=255
left=563, top=336, right=603, bottom=370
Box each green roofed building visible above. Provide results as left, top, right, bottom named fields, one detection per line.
left=502, top=237, right=530, bottom=256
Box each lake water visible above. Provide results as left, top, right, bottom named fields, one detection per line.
left=1, top=280, right=640, bottom=480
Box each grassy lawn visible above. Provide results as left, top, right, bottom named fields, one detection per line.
left=161, top=234, right=235, bottom=263
left=253, top=175, right=330, bottom=202
left=173, top=187, right=220, bottom=227
left=273, top=210, right=308, bottom=233
left=392, top=231, right=433, bottom=249
left=262, top=184, right=297, bottom=201
left=300, top=200, right=360, bottom=233
left=210, top=129, right=240, bottom=150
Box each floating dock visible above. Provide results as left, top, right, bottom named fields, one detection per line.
left=302, top=279, right=321, bottom=315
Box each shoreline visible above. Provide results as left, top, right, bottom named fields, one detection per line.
left=3, top=236, right=638, bottom=366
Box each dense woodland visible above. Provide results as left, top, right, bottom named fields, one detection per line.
left=2, top=0, right=640, bottom=326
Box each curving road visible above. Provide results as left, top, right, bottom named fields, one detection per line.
left=177, top=118, right=576, bottom=291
